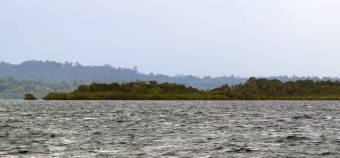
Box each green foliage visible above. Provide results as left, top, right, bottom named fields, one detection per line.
left=226, top=77, right=340, bottom=100
left=0, top=78, right=77, bottom=99
left=24, top=94, right=37, bottom=100
left=44, top=81, right=212, bottom=100
left=44, top=78, right=340, bottom=100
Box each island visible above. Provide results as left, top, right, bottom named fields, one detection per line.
left=42, top=77, right=340, bottom=100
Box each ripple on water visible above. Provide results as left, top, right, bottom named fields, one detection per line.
left=0, top=100, right=340, bottom=157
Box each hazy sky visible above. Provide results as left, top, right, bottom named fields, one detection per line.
left=1, top=0, right=340, bottom=77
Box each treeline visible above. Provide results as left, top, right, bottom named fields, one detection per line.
left=226, top=77, right=340, bottom=100
left=44, top=81, right=218, bottom=100
left=43, top=78, right=340, bottom=100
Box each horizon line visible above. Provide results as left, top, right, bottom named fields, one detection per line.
left=2, top=59, right=340, bottom=79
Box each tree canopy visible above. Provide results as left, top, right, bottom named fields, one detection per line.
left=44, top=78, right=340, bottom=100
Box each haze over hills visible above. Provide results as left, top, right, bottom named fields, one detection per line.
left=0, top=60, right=247, bottom=89
left=1, top=60, right=340, bottom=88
left=1, top=60, right=340, bottom=99
left=0, top=60, right=339, bottom=99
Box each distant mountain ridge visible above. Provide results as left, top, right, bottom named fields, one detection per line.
left=0, top=60, right=339, bottom=90
left=0, top=60, right=246, bottom=89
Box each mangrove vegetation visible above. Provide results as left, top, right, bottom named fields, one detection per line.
left=44, top=78, right=340, bottom=100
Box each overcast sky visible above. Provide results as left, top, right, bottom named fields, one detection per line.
left=1, top=0, right=340, bottom=77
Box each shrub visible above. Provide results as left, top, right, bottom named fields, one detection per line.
left=24, top=93, right=37, bottom=100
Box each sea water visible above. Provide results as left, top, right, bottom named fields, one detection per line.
left=0, top=100, right=339, bottom=157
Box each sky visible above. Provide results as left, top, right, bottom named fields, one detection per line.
left=1, top=0, right=340, bottom=77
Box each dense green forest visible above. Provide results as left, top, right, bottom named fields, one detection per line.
left=44, top=81, right=216, bottom=100
left=0, top=78, right=76, bottom=99
left=44, top=78, right=340, bottom=100
left=227, top=77, right=340, bottom=100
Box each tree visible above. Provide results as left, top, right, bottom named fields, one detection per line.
left=24, top=94, right=37, bottom=100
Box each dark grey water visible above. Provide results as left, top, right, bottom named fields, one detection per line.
left=0, top=100, right=340, bottom=158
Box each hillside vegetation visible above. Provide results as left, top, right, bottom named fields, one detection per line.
left=0, top=78, right=76, bottom=99
left=0, top=60, right=246, bottom=89
left=44, top=78, right=340, bottom=100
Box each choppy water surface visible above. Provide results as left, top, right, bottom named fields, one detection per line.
left=0, top=100, right=340, bottom=157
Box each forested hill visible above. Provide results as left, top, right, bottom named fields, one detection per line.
left=0, top=60, right=245, bottom=89
left=1, top=60, right=340, bottom=91
left=0, top=78, right=76, bottom=99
